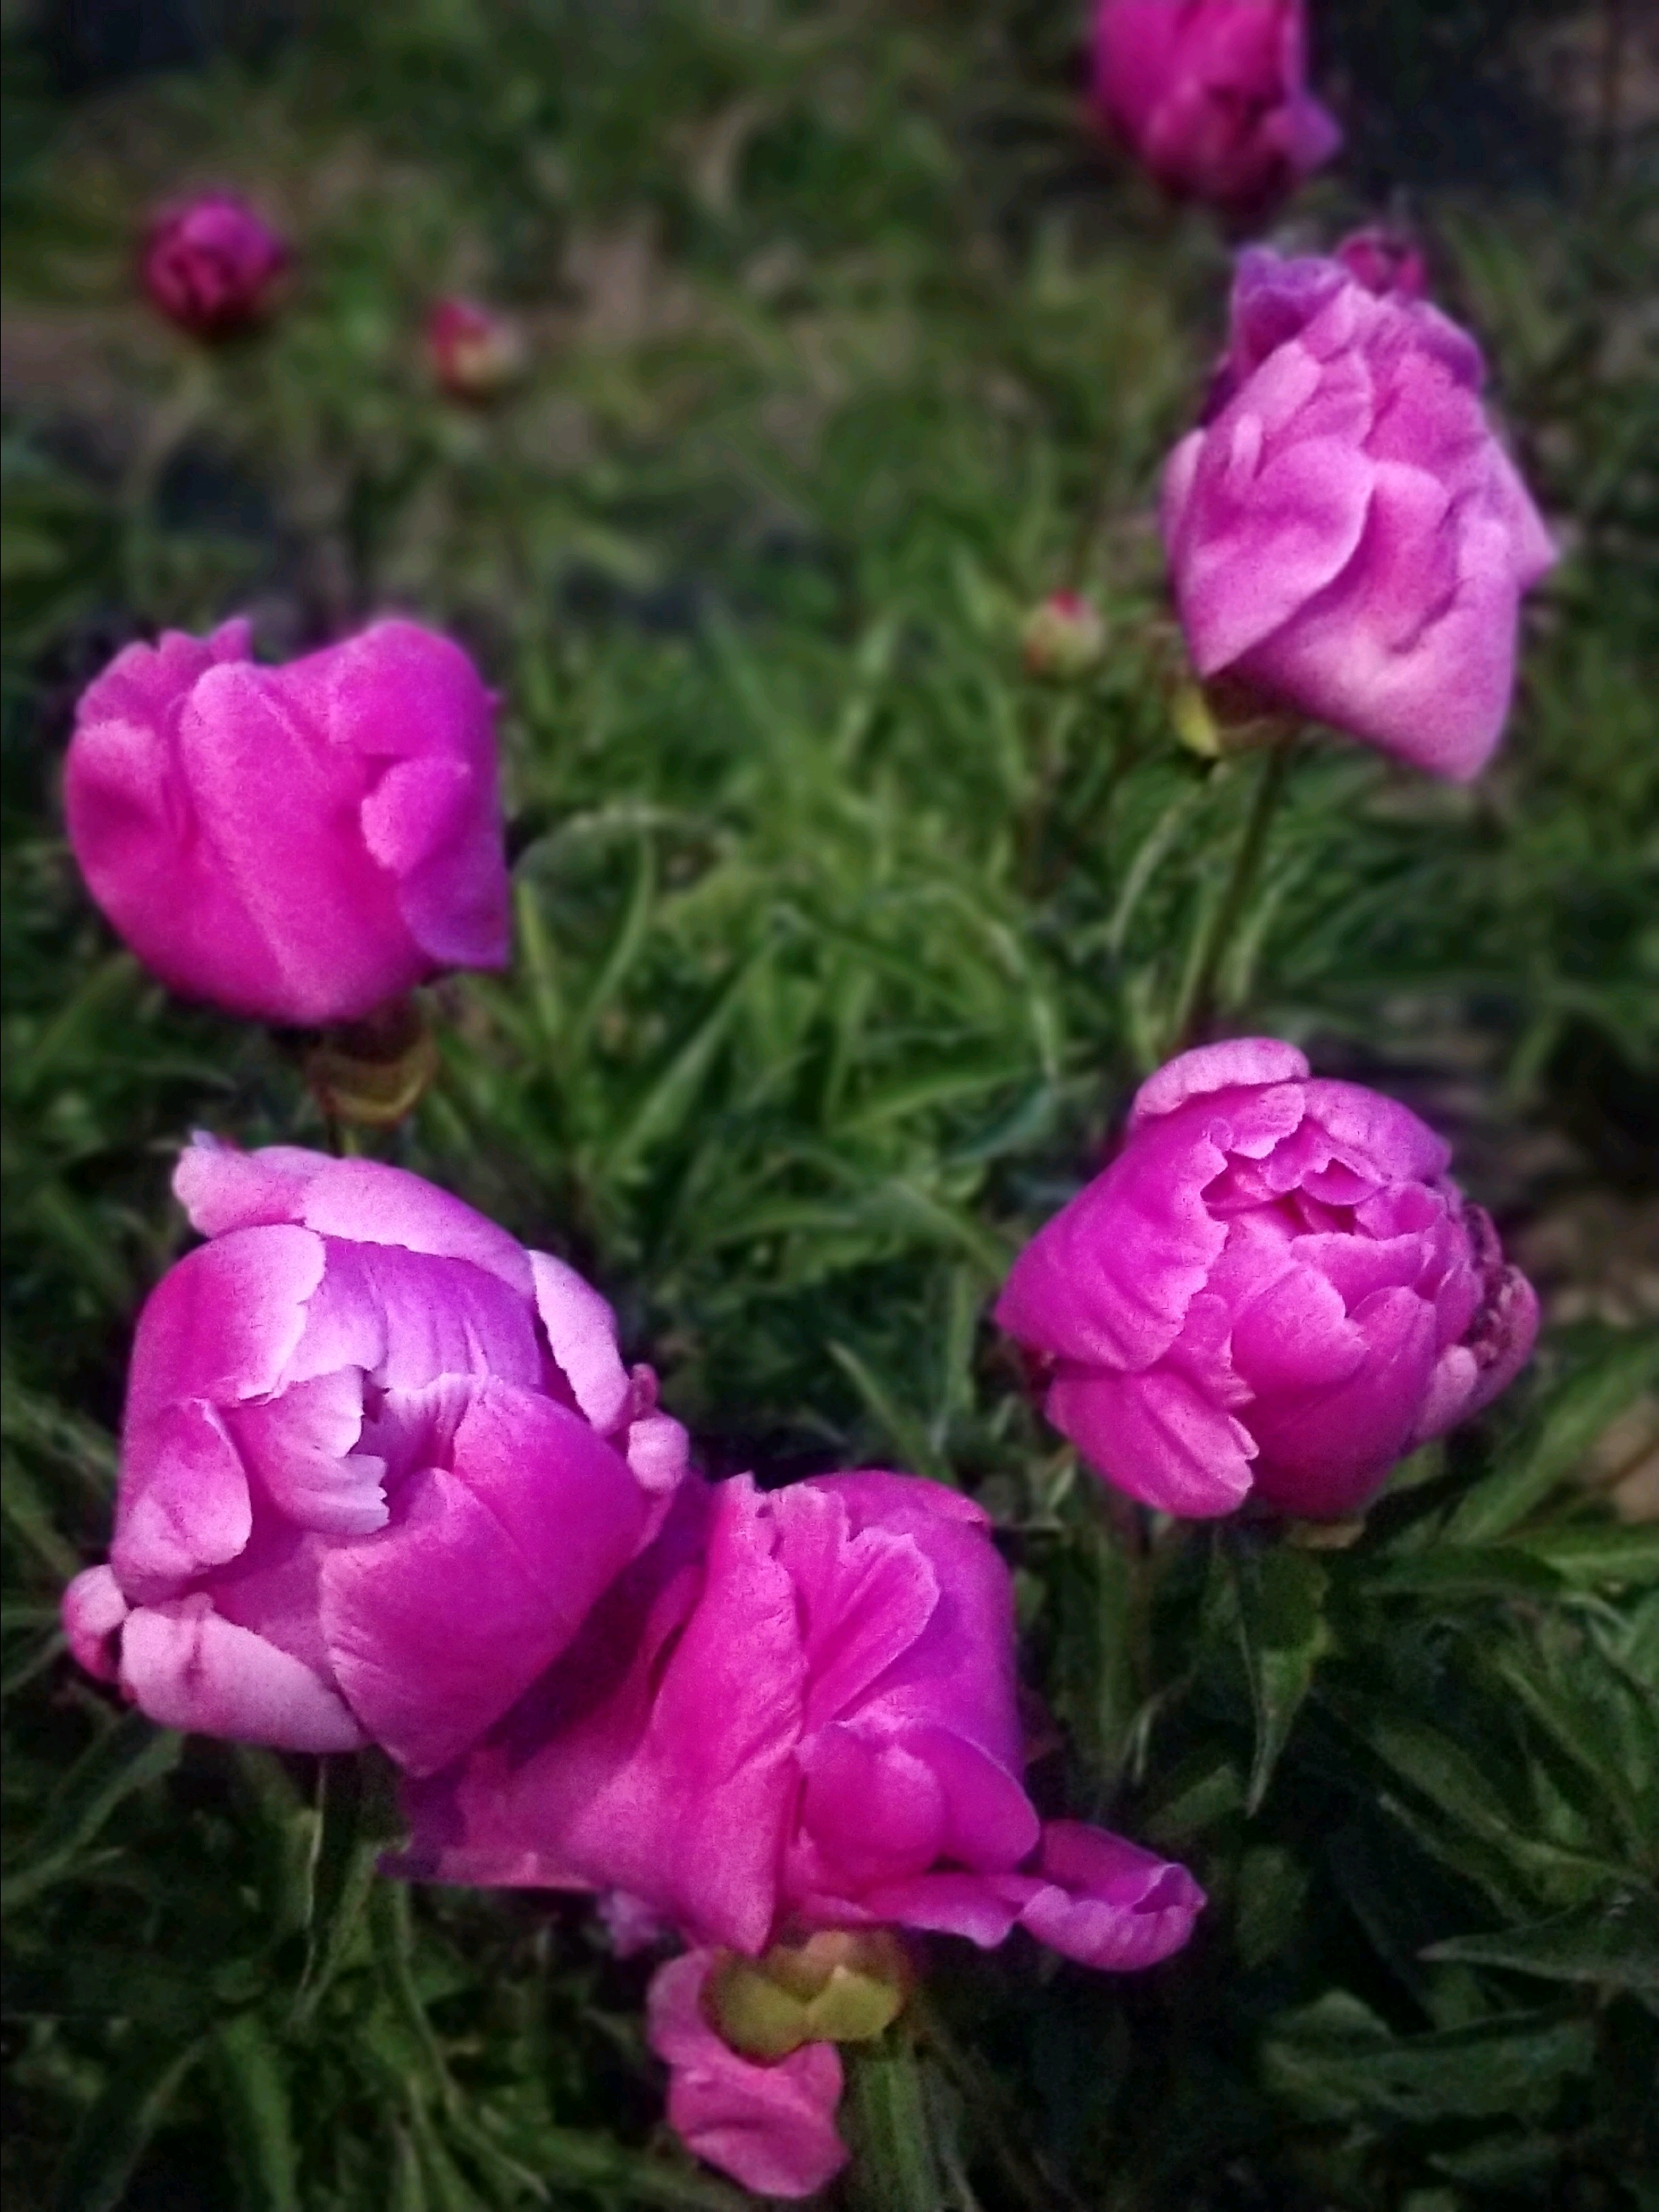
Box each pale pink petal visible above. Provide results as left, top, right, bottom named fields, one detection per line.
left=62, top=1565, right=128, bottom=1682
left=120, top=1598, right=363, bottom=1751
left=528, top=1250, right=631, bottom=1430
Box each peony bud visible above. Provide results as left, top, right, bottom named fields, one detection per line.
left=142, top=193, right=288, bottom=339
left=426, top=298, right=527, bottom=401
left=1022, top=592, right=1108, bottom=679
left=61, top=1139, right=687, bottom=1769
left=1091, top=0, right=1341, bottom=214
left=65, top=618, right=510, bottom=1027
left=996, top=1039, right=1541, bottom=1520
left=1334, top=226, right=1429, bottom=300
left=1161, top=249, right=1556, bottom=780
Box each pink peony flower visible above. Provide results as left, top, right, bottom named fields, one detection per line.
left=426, top=299, right=527, bottom=401
left=64, top=618, right=510, bottom=1026
left=1161, top=248, right=1556, bottom=780
left=401, top=1470, right=1204, bottom=1966
left=647, top=1950, right=848, bottom=2200
left=996, top=1039, right=1539, bottom=1520
left=61, top=1138, right=687, bottom=1769
left=142, top=193, right=289, bottom=339
left=1334, top=226, right=1428, bottom=301
left=1091, top=0, right=1341, bottom=213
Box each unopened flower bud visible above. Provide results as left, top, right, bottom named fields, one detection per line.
left=1021, top=592, right=1107, bottom=679
left=426, top=299, right=527, bottom=401
left=142, top=194, right=288, bottom=340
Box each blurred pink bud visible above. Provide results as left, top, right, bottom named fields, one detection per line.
left=1162, top=249, right=1556, bottom=779
left=142, top=193, right=289, bottom=339
left=1022, top=592, right=1107, bottom=679
left=1334, top=226, right=1428, bottom=300
left=426, top=298, right=527, bottom=401
left=996, top=1039, right=1540, bottom=1520
left=1091, top=0, right=1341, bottom=213
left=647, top=1951, right=848, bottom=2199
left=61, top=1140, right=688, bottom=1769
left=65, top=618, right=510, bottom=1025
left=401, top=1471, right=1204, bottom=1971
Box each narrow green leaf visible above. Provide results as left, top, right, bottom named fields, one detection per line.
left=1262, top=1993, right=1595, bottom=2123
left=3, top=1712, right=180, bottom=1909
left=293, top=1754, right=395, bottom=2025
left=1518, top=1522, right=1659, bottom=1587
left=1230, top=1544, right=1330, bottom=1814
left=51, top=2034, right=206, bottom=2212
left=1424, top=1891, right=1659, bottom=1989
left=1360, top=1548, right=1564, bottom=1604
left=212, top=2012, right=301, bottom=2212
left=1447, top=1331, right=1659, bottom=1543
left=828, top=1340, right=951, bottom=1484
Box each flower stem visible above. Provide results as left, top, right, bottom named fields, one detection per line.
left=845, top=2028, right=946, bottom=2212
left=1173, top=731, right=1299, bottom=1049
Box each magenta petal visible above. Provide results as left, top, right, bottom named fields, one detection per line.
left=1017, top=1820, right=1205, bottom=1969
left=771, top=1482, right=940, bottom=1731
left=361, top=753, right=507, bottom=970
left=63, top=1565, right=128, bottom=1681
left=176, top=660, right=419, bottom=1024
left=320, top=1381, right=645, bottom=1774
left=1247, top=1284, right=1439, bottom=1514
left=224, top=1368, right=384, bottom=1536
left=173, top=1137, right=324, bottom=1238
left=1047, top=1365, right=1256, bottom=1516
left=1179, top=432, right=1375, bottom=674
left=850, top=1868, right=1028, bottom=1949
left=1228, top=1262, right=1366, bottom=1395
left=120, top=1598, right=363, bottom=1751
left=295, top=1158, right=533, bottom=1297
left=122, top=1225, right=325, bottom=1428
left=110, top=1401, right=253, bottom=1598
left=528, top=1250, right=631, bottom=1431
left=1129, top=1039, right=1309, bottom=1130
left=648, top=1953, right=848, bottom=2201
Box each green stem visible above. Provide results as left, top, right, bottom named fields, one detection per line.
left=1173, top=732, right=1298, bottom=1048
left=845, top=2028, right=946, bottom=2212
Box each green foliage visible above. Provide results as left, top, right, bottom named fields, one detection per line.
left=3, top=2, right=1655, bottom=2207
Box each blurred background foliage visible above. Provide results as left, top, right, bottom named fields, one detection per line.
left=2, top=2, right=1656, bottom=2208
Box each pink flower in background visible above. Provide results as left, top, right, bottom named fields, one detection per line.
left=996, top=1039, right=1539, bottom=1520
left=142, top=193, right=289, bottom=339
left=402, top=1470, right=1203, bottom=1967
left=64, top=618, right=510, bottom=1025
left=61, top=1140, right=686, bottom=1768
left=1162, top=248, right=1556, bottom=779
left=1091, top=0, right=1341, bottom=213
left=426, top=299, right=527, bottom=401
left=647, top=1952, right=848, bottom=2200
left=1334, top=226, right=1427, bottom=300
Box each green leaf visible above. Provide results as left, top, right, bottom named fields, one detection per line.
left=1229, top=1543, right=1330, bottom=1814
left=1424, top=1891, right=1659, bottom=1990
left=2, top=1712, right=181, bottom=1909
left=292, top=1754, right=397, bottom=2026
left=1262, top=1992, right=1596, bottom=2123
left=1359, top=1547, right=1565, bottom=1604
left=212, top=2012, right=301, bottom=2212
left=1518, top=1522, right=1659, bottom=1587
left=50, top=2033, right=207, bottom=2212
left=1447, top=1331, right=1659, bottom=1543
